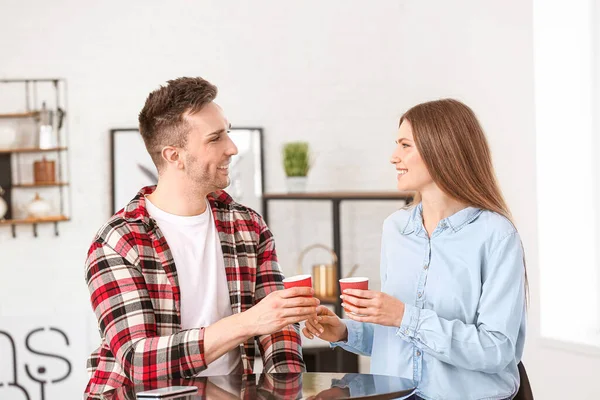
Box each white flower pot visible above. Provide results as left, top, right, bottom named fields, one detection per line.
left=286, top=176, right=308, bottom=193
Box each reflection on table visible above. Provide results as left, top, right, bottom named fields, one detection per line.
left=90, top=372, right=416, bottom=400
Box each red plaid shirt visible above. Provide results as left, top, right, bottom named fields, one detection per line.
left=85, top=186, right=305, bottom=395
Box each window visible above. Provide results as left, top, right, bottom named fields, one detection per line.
left=535, top=0, right=600, bottom=347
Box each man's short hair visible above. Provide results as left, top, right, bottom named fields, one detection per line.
left=138, top=77, right=218, bottom=171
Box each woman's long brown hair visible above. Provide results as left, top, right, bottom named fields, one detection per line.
left=400, top=99, right=528, bottom=300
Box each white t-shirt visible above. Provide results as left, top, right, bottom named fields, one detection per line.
left=145, top=196, right=242, bottom=376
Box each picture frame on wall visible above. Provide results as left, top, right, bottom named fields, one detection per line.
left=110, top=127, right=265, bottom=215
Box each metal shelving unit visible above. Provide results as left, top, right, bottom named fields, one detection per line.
left=0, top=79, right=70, bottom=237
left=261, top=190, right=414, bottom=372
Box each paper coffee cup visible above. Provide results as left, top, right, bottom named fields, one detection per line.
left=339, top=277, right=369, bottom=312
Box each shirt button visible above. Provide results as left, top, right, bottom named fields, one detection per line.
left=440, top=221, right=447, bottom=228
left=417, top=292, right=422, bottom=298
left=416, top=350, right=422, bottom=357
left=423, top=265, right=429, bottom=270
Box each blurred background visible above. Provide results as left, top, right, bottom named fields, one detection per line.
left=0, top=0, right=599, bottom=398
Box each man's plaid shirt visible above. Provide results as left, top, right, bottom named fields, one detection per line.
left=85, top=186, right=305, bottom=395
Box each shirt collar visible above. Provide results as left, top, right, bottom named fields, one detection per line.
left=401, top=202, right=482, bottom=235
left=121, top=186, right=234, bottom=226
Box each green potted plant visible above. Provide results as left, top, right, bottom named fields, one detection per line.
left=282, top=141, right=311, bottom=192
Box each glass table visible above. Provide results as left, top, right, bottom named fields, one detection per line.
left=90, top=372, right=416, bottom=400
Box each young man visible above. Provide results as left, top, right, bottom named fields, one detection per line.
left=85, top=77, right=318, bottom=395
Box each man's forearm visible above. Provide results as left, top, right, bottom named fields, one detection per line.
left=203, top=312, right=254, bottom=365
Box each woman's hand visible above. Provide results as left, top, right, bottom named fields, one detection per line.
left=303, top=306, right=348, bottom=343
left=341, top=289, right=405, bottom=327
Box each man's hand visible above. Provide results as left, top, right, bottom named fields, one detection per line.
left=303, top=306, right=348, bottom=343
left=242, top=287, right=320, bottom=337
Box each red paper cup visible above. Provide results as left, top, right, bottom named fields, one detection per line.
left=339, top=277, right=369, bottom=313
left=283, top=274, right=313, bottom=296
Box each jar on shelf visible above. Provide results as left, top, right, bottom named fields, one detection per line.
left=38, top=102, right=56, bottom=149
left=33, top=157, right=56, bottom=184
left=24, top=193, right=52, bottom=218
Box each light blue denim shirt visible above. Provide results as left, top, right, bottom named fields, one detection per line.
left=332, top=203, right=527, bottom=400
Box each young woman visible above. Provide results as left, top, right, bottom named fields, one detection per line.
left=304, top=99, right=527, bottom=400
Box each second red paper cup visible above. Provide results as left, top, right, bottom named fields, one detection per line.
left=339, top=277, right=369, bottom=313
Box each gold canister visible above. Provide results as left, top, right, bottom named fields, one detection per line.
left=297, top=244, right=338, bottom=301
left=313, top=263, right=337, bottom=299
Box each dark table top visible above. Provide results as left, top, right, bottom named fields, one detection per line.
left=92, top=373, right=416, bottom=400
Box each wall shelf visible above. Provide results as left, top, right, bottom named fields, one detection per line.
left=11, top=182, right=69, bottom=188
left=0, top=215, right=69, bottom=237
left=0, top=79, right=70, bottom=238
left=0, top=215, right=69, bottom=225
left=0, top=111, right=40, bottom=119
left=263, top=191, right=414, bottom=200
left=0, top=147, right=68, bottom=154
